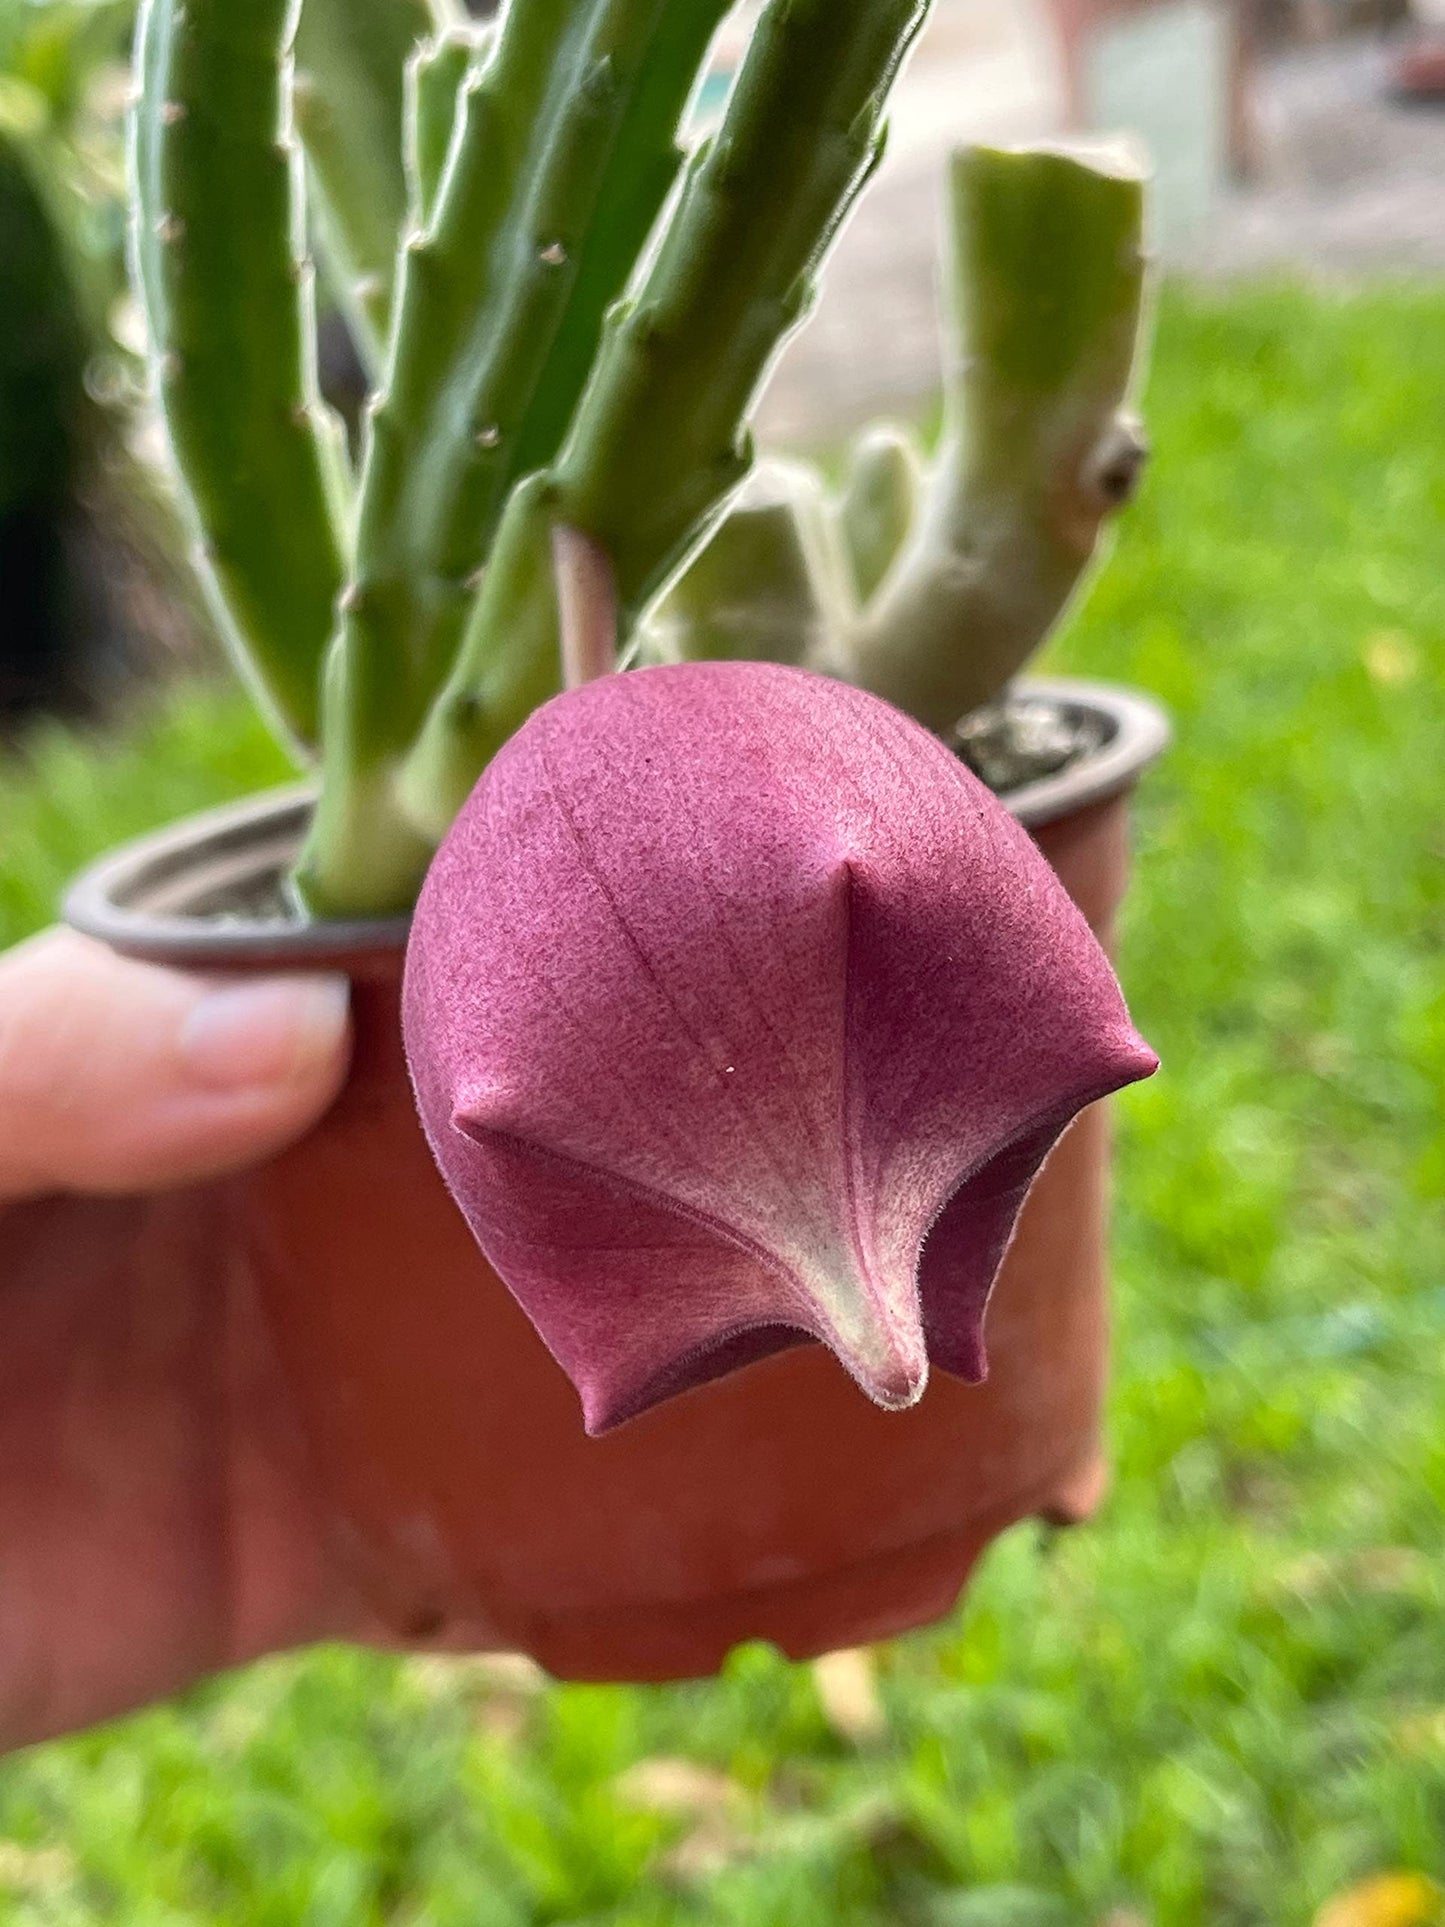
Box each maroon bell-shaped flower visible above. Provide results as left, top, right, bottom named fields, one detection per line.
left=403, top=662, right=1156, bottom=1435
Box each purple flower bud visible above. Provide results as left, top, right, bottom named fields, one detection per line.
left=404, top=663, right=1156, bottom=1435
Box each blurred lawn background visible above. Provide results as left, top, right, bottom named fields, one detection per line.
left=0, top=281, right=1442, bottom=1924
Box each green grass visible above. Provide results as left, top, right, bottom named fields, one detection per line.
left=1, top=281, right=1442, bottom=1924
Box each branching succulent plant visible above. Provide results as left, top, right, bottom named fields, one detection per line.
left=130, top=0, right=1150, bottom=921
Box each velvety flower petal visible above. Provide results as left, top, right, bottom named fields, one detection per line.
left=403, top=662, right=1156, bottom=1434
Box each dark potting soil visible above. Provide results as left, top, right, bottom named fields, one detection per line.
left=953, top=691, right=1111, bottom=799
left=190, top=872, right=299, bottom=925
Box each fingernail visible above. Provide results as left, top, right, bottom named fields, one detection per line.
left=179, top=976, right=351, bottom=1091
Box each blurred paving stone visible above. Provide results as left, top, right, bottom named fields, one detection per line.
left=1181, top=35, right=1445, bottom=277
left=759, top=12, right=1445, bottom=443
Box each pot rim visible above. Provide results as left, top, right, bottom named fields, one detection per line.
left=64, top=676, right=1170, bottom=970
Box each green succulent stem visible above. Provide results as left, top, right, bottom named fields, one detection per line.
left=392, top=473, right=569, bottom=850
left=292, top=0, right=452, bottom=375
left=835, top=143, right=1150, bottom=731
left=839, top=422, right=923, bottom=605
left=643, top=461, right=846, bottom=669
left=405, top=24, right=489, bottom=225
left=132, top=0, right=347, bottom=750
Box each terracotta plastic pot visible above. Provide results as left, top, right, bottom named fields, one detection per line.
left=66, top=676, right=1168, bottom=1683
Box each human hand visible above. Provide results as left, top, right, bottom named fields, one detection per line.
left=0, top=929, right=364, bottom=1749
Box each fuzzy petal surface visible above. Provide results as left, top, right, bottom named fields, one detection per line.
left=403, top=662, right=1155, bottom=1434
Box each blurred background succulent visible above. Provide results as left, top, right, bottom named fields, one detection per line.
left=0, top=0, right=208, bottom=733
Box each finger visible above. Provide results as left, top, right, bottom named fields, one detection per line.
left=0, top=930, right=351, bottom=1201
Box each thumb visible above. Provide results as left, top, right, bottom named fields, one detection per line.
left=0, top=930, right=351, bottom=1202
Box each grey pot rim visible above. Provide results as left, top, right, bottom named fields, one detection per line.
left=64, top=676, right=1171, bottom=971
